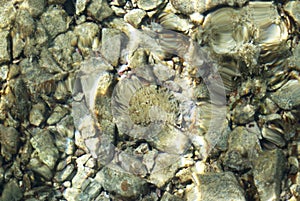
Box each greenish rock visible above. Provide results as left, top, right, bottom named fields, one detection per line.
left=0, top=2, right=16, bottom=29
left=29, top=102, right=47, bottom=126
left=15, top=9, right=35, bottom=38
left=40, top=6, right=70, bottom=39
left=47, top=0, right=67, bottom=4
left=87, top=0, right=113, bottom=22
left=21, top=0, right=46, bottom=17
left=49, top=31, right=77, bottom=70
left=47, top=105, right=69, bottom=125
left=94, top=164, right=149, bottom=199
left=253, top=149, right=286, bottom=201
left=30, top=130, right=59, bottom=170
left=0, top=179, right=23, bottom=201
left=0, top=125, right=20, bottom=161
left=27, top=157, right=53, bottom=180
left=161, top=192, right=183, bottom=201
left=74, top=22, right=99, bottom=56
left=186, top=172, right=246, bottom=201
left=124, top=9, right=147, bottom=28
left=137, top=0, right=164, bottom=11
left=270, top=79, right=300, bottom=110
left=222, top=126, right=261, bottom=171
left=0, top=30, right=11, bottom=63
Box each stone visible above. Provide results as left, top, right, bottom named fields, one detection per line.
left=253, top=149, right=286, bottom=201
left=137, top=0, right=164, bottom=11
left=186, top=172, right=246, bottom=201
left=0, top=30, right=11, bottom=64
left=94, top=164, right=149, bottom=199
left=101, top=28, right=123, bottom=66
left=124, top=9, right=147, bottom=28
left=87, top=0, right=113, bottom=22
left=0, top=179, right=23, bottom=201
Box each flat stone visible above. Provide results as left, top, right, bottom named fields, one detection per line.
left=253, top=149, right=286, bottom=201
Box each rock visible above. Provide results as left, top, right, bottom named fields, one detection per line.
left=124, top=9, right=147, bottom=28
left=270, top=80, right=300, bottom=110
left=87, top=0, right=113, bottom=22
left=30, top=130, right=59, bottom=170
left=54, top=164, right=75, bottom=182
left=101, top=28, right=123, bottom=66
left=0, top=2, right=16, bottom=29
left=74, top=22, right=99, bottom=56
left=27, top=157, right=53, bottom=180
left=222, top=126, right=261, bottom=171
left=0, top=125, right=20, bottom=161
left=21, top=0, right=46, bottom=17
left=253, top=149, right=286, bottom=201
left=76, top=0, right=89, bottom=15
left=137, top=0, right=164, bottom=11
left=40, top=5, right=70, bottom=39
left=47, top=105, right=69, bottom=125
left=0, top=30, right=11, bottom=64
left=0, top=65, right=8, bottom=82
left=10, top=78, right=31, bottom=121
left=148, top=153, right=181, bottom=188
left=94, top=164, right=149, bottom=199
left=0, top=179, right=23, bottom=201
left=29, top=103, right=47, bottom=126
left=186, top=172, right=246, bottom=201
left=161, top=192, right=184, bottom=201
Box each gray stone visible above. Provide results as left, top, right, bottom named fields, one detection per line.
left=101, top=28, right=123, bottom=66
left=94, top=164, right=149, bottom=199
left=47, top=105, right=69, bottom=125
left=54, top=164, right=75, bottom=182
left=253, top=149, right=286, bottom=201
left=161, top=192, right=183, bottom=201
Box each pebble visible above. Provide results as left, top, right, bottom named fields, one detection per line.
left=54, top=164, right=75, bottom=182
left=0, top=125, right=20, bottom=161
